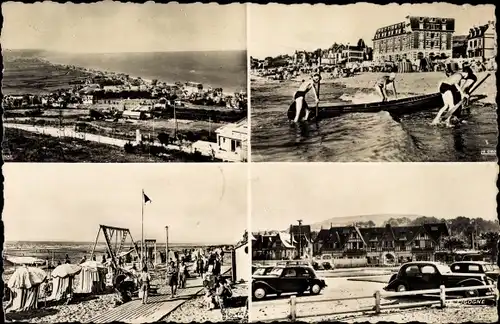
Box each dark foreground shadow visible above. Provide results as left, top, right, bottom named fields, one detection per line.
left=5, top=307, right=59, bottom=322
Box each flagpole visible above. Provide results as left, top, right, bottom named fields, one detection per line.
left=141, top=189, right=144, bottom=270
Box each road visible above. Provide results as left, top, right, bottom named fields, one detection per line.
left=251, top=276, right=391, bottom=322
left=4, top=123, right=243, bottom=162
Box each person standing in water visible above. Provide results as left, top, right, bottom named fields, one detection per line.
left=374, top=72, right=397, bottom=102
left=431, top=64, right=477, bottom=127
left=292, top=73, right=321, bottom=123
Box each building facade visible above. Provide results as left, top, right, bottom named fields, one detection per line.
left=452, top=35, right=468, bottom=58
left=467, top=21, right=496, bottom=60
left=252, top=232, right=297, bottom=260
left=373, top=16, right=454, bottom=62
left=215, top=118, right=248, bottom=162
left=314, top=223, right=449, bottom=264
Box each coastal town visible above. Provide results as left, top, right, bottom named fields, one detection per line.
left=251, top=18, right=496, bottom=79
left=250, top=7, right=497, bottom=163
left=3, top=55, right=248, bottom=163
left=250, top=163, right=498, bottom=323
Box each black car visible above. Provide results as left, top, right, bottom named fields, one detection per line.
left=385, top=261, right=493, bottom=297
left=450, top=261, right=499, bottom=281
left=252, top=265, right=327, bottom=300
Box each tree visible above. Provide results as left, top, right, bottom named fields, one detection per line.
left=357, top=38, right=366, bottom=49
left=443, top=236, right=466, bottom=253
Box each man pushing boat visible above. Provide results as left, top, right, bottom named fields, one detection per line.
left=431, top=63, right=477, bottom=127
left=375, top=72, right=398, bottom=102
left=291, top=73, right=321, bottom=123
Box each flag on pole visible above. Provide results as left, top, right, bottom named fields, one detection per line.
left=143, top=190, right=152, bottom=204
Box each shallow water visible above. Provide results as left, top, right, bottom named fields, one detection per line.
left=251, top=80, right=497, bottom=162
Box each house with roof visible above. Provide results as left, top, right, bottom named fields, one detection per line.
left=467, top=21, right=496, bottom=60
left=252, top=232, right=296, bottom=260
left=215, top=118, right=248, bottom=162
left=313, top=222, right=450, bottom=264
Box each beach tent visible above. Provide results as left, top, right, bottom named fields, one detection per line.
left=50, top=264, right=82, bottom=301
left=75, top=261, right=107, bottom=294
left=6, top=266, right=47, bottom=312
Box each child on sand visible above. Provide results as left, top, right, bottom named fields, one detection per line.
left=166, top=261, right=178, bottom=297
left=139, top=266, right=150, bottom=304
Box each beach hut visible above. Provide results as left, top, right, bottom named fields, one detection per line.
left=232, top=240, right=250, bottom=283
left=5, top=265, right=47, bottom=312
left=75, top=261, right=107, bottom=294
left=50, top=264, right=82, bottom=301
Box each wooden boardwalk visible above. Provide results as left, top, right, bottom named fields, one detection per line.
left=89, top=266, right=230, bottom=323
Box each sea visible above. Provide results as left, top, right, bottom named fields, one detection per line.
left=251, top=79, right=497, bottom=162
left=41, top=50, right=247, bottom=94
left=3, top=240, right=215, bottom=268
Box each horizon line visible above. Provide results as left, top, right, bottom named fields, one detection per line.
left=4, top=239, right=235, bottom=245
left=3, top=48, right=247, bottom=55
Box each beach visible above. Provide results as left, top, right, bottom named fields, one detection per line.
left=251, top=71, right=497, bottom=162
left=3, top=242, right=244, bottom=323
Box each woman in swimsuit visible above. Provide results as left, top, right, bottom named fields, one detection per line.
left=431, top=64, right=477, bottom=127
left=292, top=73, right=321, bottom=123
left=374, top=72, right=397, bottom=102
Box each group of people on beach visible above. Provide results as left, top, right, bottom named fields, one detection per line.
left=290, top=61, right=478, bottom=127
left=137, top=248, right=226, bottom=305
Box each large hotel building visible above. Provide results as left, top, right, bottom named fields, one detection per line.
left=373, top=16, right=455, bottom=62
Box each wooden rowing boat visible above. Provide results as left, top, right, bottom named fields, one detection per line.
left=287, top=93, right=443, bottom=120
left=287, top=73, right=491, bottom=121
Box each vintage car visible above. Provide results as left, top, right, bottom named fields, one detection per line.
left=384, top=261, right=494, bottom=297
left=252, top=265, right=327, bottom=300
left=450, top=261, right=499, bottom=281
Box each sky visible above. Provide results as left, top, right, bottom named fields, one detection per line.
left=3, top=164, right=247, bottom=244
left=1, top=2, right=246, bottom=53
left=251, top=163, right=498, bottom=231
left=249, top=3, right=496, bottom=58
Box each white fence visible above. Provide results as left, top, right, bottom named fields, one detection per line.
left=263, top=284, right=497, bottom=322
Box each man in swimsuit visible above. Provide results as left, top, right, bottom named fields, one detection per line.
left=375, top=72, right=397, bottom=102
left=292, top=73, right=321, bottom=123
left=431, top=64, right=477, bottom=127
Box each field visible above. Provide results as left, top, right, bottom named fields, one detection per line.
left=2, top=56, right=91, bottom=95
left=3, top=128, right=163, bottom=162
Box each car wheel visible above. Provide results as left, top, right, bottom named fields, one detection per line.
left=463, top=287, right=479, bottom=298
left=310, top=284, right=321, bottom=295
left=253, top=287, right=267, bottom=300
left=396, top=284, right=407, bottom=292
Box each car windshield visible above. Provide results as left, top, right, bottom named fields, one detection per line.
left=435, top=264, right=452, bottom=274
left=269, top=267, right=284, bottom=276
left=483, top=264, right=498, bottom=272
left=254, top=268, right=271, bottom=275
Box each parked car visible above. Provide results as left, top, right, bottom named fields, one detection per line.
left=384, top=261, right=493, bottom=297
left=450, top=261, right=499, bottom=281
left=276, top=260, right=311, bottom=267
left=313, top=254, right=335, bottom=270
left=252, top=265, right=327, bottom=300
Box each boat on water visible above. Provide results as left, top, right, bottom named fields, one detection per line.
left=287, top=93, right=444, bottom=121
left=288, top=73, right=491, bottom=121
